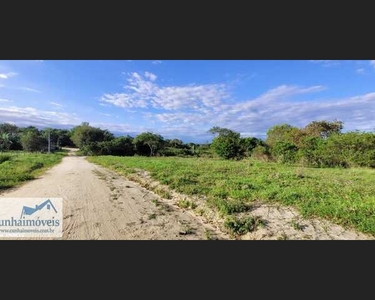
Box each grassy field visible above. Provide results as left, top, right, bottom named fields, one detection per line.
left=88, top=156, right=375, bottom=236
left=0, top=151, right=66, bottom=191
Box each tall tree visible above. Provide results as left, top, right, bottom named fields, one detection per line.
left=209, top=127, right=242, bottom=159
left=133, top=132, right=164, bottom=156
left=71, top=123, right=114, bottom=148
left=20, top=131, right=46, bottom=152
left=303, top=120, right=343, bottom=139
left=0, top=133, right=12, bottom=151
left=266, top=124, right=300, bottom=147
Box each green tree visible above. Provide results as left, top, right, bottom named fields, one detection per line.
left=266, top=124, right=300, bottom=147
left=0, top=123, right=22, bottom=150
left=169, top=139, right=184, bottom=148
left=20, top=131, right=46, bottom=152
left=104, top=136, right=135, bottom=156
left=271, top=141, right=298, bottom=163
left=209, top=127, right=242, bottom=159
left=56, top=129, right=74, bottom=147
left=240, top=137, right=263, bottom=156
left=0, top=133, right=12, bottom=151
left=133, top=132, right=164, bottom=156
left=71, top=123, right=114, bottom=148
left=303, top=120, right=343, bottom=139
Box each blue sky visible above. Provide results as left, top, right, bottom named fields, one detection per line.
left=0, top=60, right=375, bottom=142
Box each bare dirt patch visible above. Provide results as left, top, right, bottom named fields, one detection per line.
left=0, top=152, right=226, bottom=240
left=127, top=169, right=373, bottom=240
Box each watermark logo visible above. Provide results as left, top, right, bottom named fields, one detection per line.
left=0, top=198, right=62, bottom=238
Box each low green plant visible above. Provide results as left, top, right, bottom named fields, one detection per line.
left=0, top=152, right=64, bottom=190
left=88, top=156, right=375, bottom=236
left=224, top=215, right=264, bottom=236
left=0, top=154, right=11, bottom=164
left=148, top=213, right=157, bottom=220
left=177, top=199, right=197, bottom=209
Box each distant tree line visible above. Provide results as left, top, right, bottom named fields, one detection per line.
left=70, top=123, right=209, bottom=157
left=0, top=123, right=74, bottom=152
left=2, top=120, right=375, bottom=168
left=0, top=122, right=209, bottom=157
left=209, top=120, right=375, bottom=168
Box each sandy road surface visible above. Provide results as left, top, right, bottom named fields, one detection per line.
left=0, top=150, right=224, bottom=240
left=1, top=150, right=372, bottom=240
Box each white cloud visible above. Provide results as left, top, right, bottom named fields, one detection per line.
left=0, top=72, right=18, bottom=79
left=146, top=85, right=375, bottom=139
left=0, top=98, right=11, bottom=102
left=215, top=89, right=375, bottom=137
left=34, top=60, right=44, bottom=62
left=50, top=102, right=63, bottom=107
left=100, top=113, right=111, bottom=117
left=90, top=122, right=148, bottom=135
left=100, top=72, right=229, bottom=110
left=3, top=85, right=372, bottom=142
left=144, top=71, right=157, bottom=81
left=20, top=87, right=41, bottom=93
left=152, top=60, right=162, bottom=64
left=99, top=70, right=375, bottom=141
left=101, top=92, right=148, bottom=108
left=370, top=60, right=375, bottom=68
left=126, top=60, right=132, bottom=62
left=356, top=68, right=365, bottom=74
left=0, top=106, right=80, bottom=127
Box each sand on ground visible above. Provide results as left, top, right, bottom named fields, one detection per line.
left=0, top=149, right=224, bottom=240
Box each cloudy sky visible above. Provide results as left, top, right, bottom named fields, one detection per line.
left=0, top=60, right=374, bottom=142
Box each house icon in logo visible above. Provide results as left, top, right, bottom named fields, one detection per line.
left=20, top=199, right=58, bottom=218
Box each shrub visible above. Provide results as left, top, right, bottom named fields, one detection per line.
left=20, top=131, right=46, bottom=152
left=271, top=141, right=298, bottom=164
left=209, top=127, right=243, bottom=159
left=158, top=147, right=193, bottom=157
left=0, top=155, right=11, bottom=164
left=240, top=137, right=263, bottom=156
left=224, top=215, right=264, bottom=235
left=251, top=145, right=271, bottom=161
left=79, top=136, right=135, bottom=156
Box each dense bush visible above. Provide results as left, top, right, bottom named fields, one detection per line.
left=271, top=141, right=298, bottom=164
left=251, top=145, right=271, bottom=161
left=266, top=124, right=300, bottom=147
left=20, top=131, right=47, bottom=152
left=2, top=120, right=375, bottom=168
left=209, top=127, right=242, bottom=159
left=323, top=132, right=375, bottom=168
left=71, top=122, right=113, bottom=148
left=240, top=137, right=263, bottom=156
left=80, top=136, right=135, bottom=156
left=263, top=120, right=375, bottom=168
left=158, top=147, right=193, bottom=157
left=0, top=155, right=11, bottom=164
left=133, top=132, right=164, bottom=156
left=0, top=124, right=22, bottom=150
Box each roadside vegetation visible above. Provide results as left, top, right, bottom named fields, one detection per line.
left=0, top=151, right=66, bottom=190
left=0, top=123, right=70, bottom=191
left=88, top=156, right=375, bottom=236
left=4, top=119, right=372, bottom=169
left=2, top=119, right=375, bottom=236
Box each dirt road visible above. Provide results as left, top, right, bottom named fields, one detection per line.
left=1, top=150, right=372, bottom=240
left=0, top=150, right=224, bottom=240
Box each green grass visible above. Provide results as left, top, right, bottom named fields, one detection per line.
left=177, top=199, right=197, bottom=210
left=0, top=151, right=65, bottom=190
left=88, top=156, right=375, bottom=236
left=224, top=215, right=264, bottom=236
